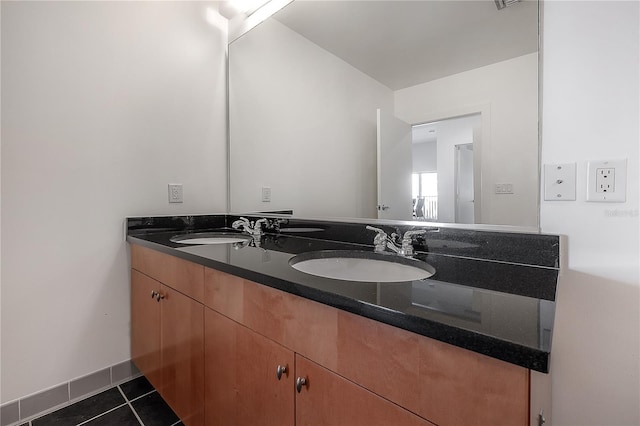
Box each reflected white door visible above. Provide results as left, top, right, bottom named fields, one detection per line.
left=455, top=143, right=474, bottom=224
left=377, top=109, right=413, bottom=220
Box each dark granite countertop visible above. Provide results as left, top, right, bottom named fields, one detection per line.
left=126, top=215, right=559, bottom=373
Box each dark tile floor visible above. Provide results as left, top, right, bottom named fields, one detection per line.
left=21, top=376, right=181, bottom=426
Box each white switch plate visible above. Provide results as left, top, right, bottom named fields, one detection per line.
left=261, top=186, right=271, bottom=202
left=544, top=163, right=576, bottom=201
left=586, top=159, right=627, bottom=202
left=168, top=184, right=183, bottom=203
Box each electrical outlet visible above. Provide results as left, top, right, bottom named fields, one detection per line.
left=595, top=168, right=614, bottom=193
left=587, top=159, right=626, bottom=202
left=168, top=184, right=183, bottom=203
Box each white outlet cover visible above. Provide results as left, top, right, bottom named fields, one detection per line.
left=544, top=163, right=576, bottom=201
left=586, top=159, right=627, bottom=202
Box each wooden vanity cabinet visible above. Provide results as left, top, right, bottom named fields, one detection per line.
left=204, top=308, right=295, bottom=426
left=131, top=245, right=531, bottom=426
left=202, top=265, right=530, bottom=426
left=204, top=307, right=433, bottom=426
left=130, top=245, right=205, bottom=426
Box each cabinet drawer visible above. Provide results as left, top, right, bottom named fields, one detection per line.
left=131, top=244, right=204, bottom=302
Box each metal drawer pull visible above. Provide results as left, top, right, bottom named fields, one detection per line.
left=296, top=377, right=307, bottom=393
left=276, top=365, right=287, bottom=380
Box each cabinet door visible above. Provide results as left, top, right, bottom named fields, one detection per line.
left=205, top=308, right=295, bottom=426
left=161, top=284, right=204, bottom=426
left=295, top=355, right=434, bottom=426
left=131, top=270, right=162, bottom=391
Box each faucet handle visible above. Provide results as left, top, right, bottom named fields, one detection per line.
left=366, top=226, right=388, bottom=252
left=403, top=229, right=427, bottom=239
left=366, top=225, right=385, bottom=234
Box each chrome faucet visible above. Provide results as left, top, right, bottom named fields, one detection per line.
left=366, top=225, right=388, bottom=252
left=232, top=217, right=267, bottom=238
left=366, top=226, right=427, bottom=257
left=399, top=230, right=427, bottom=256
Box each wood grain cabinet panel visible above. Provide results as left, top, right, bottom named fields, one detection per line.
left=204, top=308, right=294, bottom=426
left=417, top=336, right=530, bottom=426
left=204, top=268, right=340, bottom=369
left=160, top=285, right=204, bottom=426
left=130, top=270, right=162, bottom=392
left=204, top=268, right=244, bottom=322
left=295, top=355, right=434, bottom=426
left=131, top=244, right=204, bottom=302
left=131, top=245, right=205, bottom=426
left=334, top=310, right=530, bottom=426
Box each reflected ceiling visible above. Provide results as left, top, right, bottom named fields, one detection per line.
left=274, top=0, right=538, bottom=90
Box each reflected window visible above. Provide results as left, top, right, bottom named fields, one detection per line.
left=412, top=172, right=437, bottom=220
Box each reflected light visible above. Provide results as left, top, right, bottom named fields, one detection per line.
left=231, top=0, right=271, bottom=15
left=205, top=7, right=228, bottom=32
left=244, top=0, right=293, bottom=28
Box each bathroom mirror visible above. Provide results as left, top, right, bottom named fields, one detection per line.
left=229, top=0, right=540, bottom=227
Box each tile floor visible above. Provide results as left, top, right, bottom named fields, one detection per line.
left=18, top=376, right=181, bottom=426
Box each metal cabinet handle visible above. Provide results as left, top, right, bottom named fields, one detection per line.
left=276, top=365, right=287, bottom=380
left=155, top=293, right=164, bottom=302
left=151, top=290, right=157, bottom=299
left=295, top=377, right=307, bottom=393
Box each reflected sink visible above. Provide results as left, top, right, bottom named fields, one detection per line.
left=170, top=232, right=252, bottom=245
left=289, top=250, right=435, bottom=283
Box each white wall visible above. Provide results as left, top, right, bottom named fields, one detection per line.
left=541, top=1, right=639, bottom=425
left=412, top=141, right=437, bottom=173
left=395, top=53, right=539, bottom=227
left=229, top=18, right=393, bottom=218
left=1, top=1, right=227, bottom=402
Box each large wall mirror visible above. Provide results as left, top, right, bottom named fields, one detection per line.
left=229, top=0, right=540, bottom=228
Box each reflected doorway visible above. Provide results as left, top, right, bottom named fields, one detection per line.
left=455, top=143, right=474, bottom=224
left=412, top=113, right=481, bottom=223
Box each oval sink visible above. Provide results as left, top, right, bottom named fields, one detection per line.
left=170, top=232, right=252, bottom=245
left=289, top=250, right=435, bottom=283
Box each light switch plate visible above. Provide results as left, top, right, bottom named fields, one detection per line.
left=168, top=184, right=183, bottom=203
left=544, top=163, right=576, bottom=201
left=494, top=183, right=514, bottom=194
left=262, top=186, right=271, bottom=202
left=586, top=159, right=627, bottom=202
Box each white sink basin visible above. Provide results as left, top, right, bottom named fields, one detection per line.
left=170, top=232, right=252, bottom=245
left=289, top=250, right=435, bottom=283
